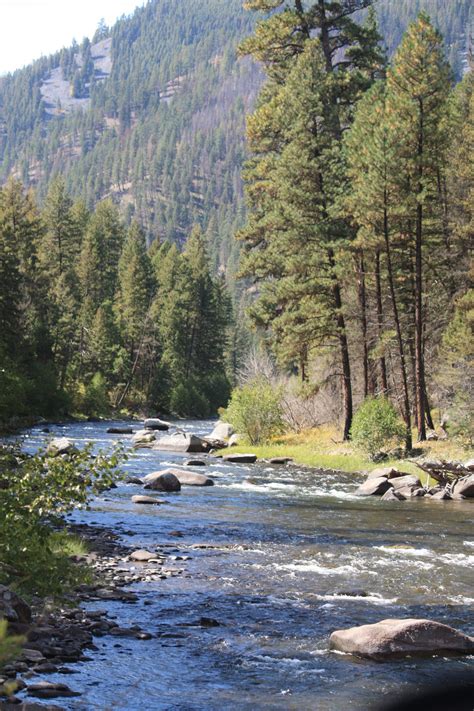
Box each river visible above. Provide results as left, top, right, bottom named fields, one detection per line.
left=18, top=419, right=474, bottom=710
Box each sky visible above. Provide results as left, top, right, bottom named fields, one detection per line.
left=0, top=0, right=144, bottom=75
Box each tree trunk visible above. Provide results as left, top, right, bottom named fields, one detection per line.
left=357, top=251, right=369, bottom=398
left=328, top=248, right=353, bottom=440
left=415, top=100, right=426, bottom=441
left=375, top=249, right=388, bottom=394
left=383, top=203, right=412, bottom=451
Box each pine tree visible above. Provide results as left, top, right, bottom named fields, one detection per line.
left=386, top=13, right=451, bottom=440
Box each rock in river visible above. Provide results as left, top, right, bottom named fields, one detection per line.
left=143, top=470, right=181, bottom=492
left=391, top=474, right=422, bottom=490
left=129, top=549, right=157, bottom=562
left=131, top=495, right=165, bottom=505
left=46, top=437, right=77, bottom=456
left=132, top=430, right=156, bottom=446
left=169, top=469, right=214, bottom=487
left=355, top=477, right=392, bottom=497
left=153, top=432, right=208, bottom=453
left=107, top=427, right=134, bottom=434
left=329, top=618, right=474, bottom=659
left=223, top=453, right=258, bottom=464
left=366, top=467, right=403, bottom=481
left=144, top=418, right=170, bottom=431
left=27, top=682, right=81, bottom=698
left=208, top=421, right=233, bottom=441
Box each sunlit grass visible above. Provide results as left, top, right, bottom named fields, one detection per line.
left=222, top=424, right=472, bottom=475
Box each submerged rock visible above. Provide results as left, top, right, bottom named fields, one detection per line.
left=143, top=471, right=181, bottom=492
left=131, top=495, right=165, bottom=505
left=355, top=477, right=392, bottom=497
left=329, top=618, right=474, bottom=659
left=185, top=459, right=206, bottom=467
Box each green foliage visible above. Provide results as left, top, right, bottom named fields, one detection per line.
left=72, top=372, right=110, bottom=416
left=351, top=397, right=405, bottom=458
left=170, top=380, right=211, bottom=418
left=224, top=378, right=284, bottom=445
left=0, top=443, right=123, bottom=596
left=0, top=620, right=23, bottom=670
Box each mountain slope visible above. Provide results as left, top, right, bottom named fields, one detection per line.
left=0, top=0, right=471, bottom=273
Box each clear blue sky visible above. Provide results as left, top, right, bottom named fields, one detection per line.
left=0, top=0, right=144, bottom=75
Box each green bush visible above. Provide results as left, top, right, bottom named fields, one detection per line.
left=351, top=397, right=405, bottom=458
left=223, top=378, right=284, bottom=445
left=72, top=372, right=110, bottom=415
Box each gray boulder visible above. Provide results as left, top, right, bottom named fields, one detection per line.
left=367, top=467, right=403, bottom=481
left=153, top=433, right=208, bottom=453
left=0, top=585, right=31, bottom=624
left=143, top=470, right=181, bottom=492
left=391, top=474, right=422, bottom=490
left=169, top=469, right=214, bottom=487
left=144, top=418, right=170, bottom=431
left=46, top=437, right=77, bottom=457
left=355, top=477, right=392, bottom=497
left=430, top=489, right=452, bottom=500
left=452, top=474, right=474, bottom=498
left=208, top=421, right=233, bottom=441
left=329, top=618, right=474, bottom=659
left=223, top=453, right=258, bottom=464
left=132, top=430, right=156, bottom=446
left=396, top=485, right=426, bottom=499
left=129, top=549, right=157, bottom=562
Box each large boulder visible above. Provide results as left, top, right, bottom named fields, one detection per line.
left=367, top=467, right=403, bottom=481
left=153, top=433, right=208, bottom=453
left=0, top=585, right=31, bottom=624
left=452, top=474, right=474, bottom=498
left=46, top=437, right=77, bottom=457
left=223, top=453, right=258, bottom=464
left=329, top=618, right=474, bottom=659
left=166, top=469, right=214, bottom=487
left=355, top=477, right=392, bottom=497
left=208, top=422, right=233, bottom=441
left=143, top=470, right=181, bottom=492
left=391, top=474, right=422, bottom=490
left=144, top=418, right=170, bottom=431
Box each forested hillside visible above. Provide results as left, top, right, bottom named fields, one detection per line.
left=0, top=0, right=471, bottom=275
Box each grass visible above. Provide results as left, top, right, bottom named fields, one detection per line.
left=222, top=424, right=472, bottom=476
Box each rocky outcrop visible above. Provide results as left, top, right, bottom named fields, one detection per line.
left=153, top=433, right=208, bottom=453
left=144, top=418, right=170, bottom=431
left=355, top=476, right=392, bottom=497
left=143, top=470, right=181, bottom=492
left=329, top=618, right=474, bottom=659
left=46, top=437, right=77, bottom=457
left=223, top=453, right=257, bottom=464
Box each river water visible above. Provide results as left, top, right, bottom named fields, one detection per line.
left=18, top=419, right=474, bottom=710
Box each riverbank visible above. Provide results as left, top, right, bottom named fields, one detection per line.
left=222, top=424, right=473, bottom=475
left=1, top=520, right=187, bottom=704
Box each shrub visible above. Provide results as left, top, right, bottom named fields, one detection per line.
left=351, top=397, right=405, bottom=458
left=0, top=443, right=123, bottom=596
left=223, top=378, right=284, bottom=445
